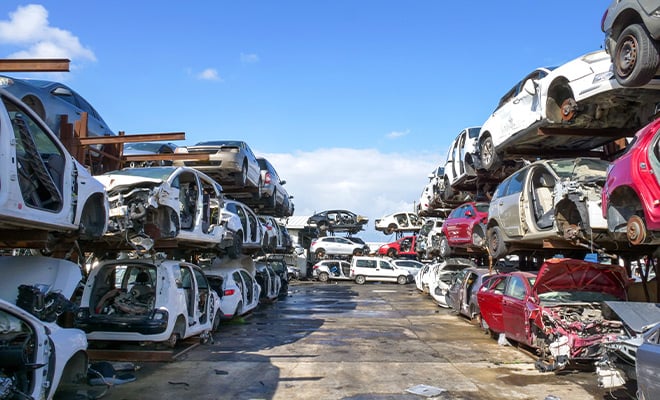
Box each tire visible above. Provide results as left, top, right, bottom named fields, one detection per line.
left=315, top=248, right=326, bottom=259
left=228, top=232, right=243, bottom=259
left=387, top=248, right=397, bottom=258
left=318, top=272, right=329, bottom=282
left=318, top=221, right=329, bottom=232
left=386, top=224, right=397, bottom=234
left=397, top=275, right=408, bottom=285
left=355, top=275, right=366, bottom=285
left=439, top=235, right=451, bottom=258
left=352, top=248, right=363, bottom=256
left=443, top=177, right=455, bottom=201
left=487, top=226, right=507, bottom=259
left=479, top=135, right=499, bottom=171
left=167, top=332, right=180, bottom=348
left=212, top=310, right=221, bottom=332
left=236, top=162, right=248, bottom=186
left=613, top=23, right=660, bottom=87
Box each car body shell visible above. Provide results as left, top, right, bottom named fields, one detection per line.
left=254, top=261, right=282, bottom=303
left=174, top=140, right=262, bottom=193
left=254, top=256, right=290, bottom=298
left=414, top=258, right=476, bottom=294
left=349, top=256, right=413, bottom=285
left=426, top=259, right=479, bottom=308
left=477, top=258, right=628, bottom=371
left=442, top=127, right=481, bottom=199
left=97, top=166, right=236, bottom=253
left=310, top=236, right=369, bottom=258
left=76, top=258, right=221, bottom=344
left=476, top=50, right=660, bottom=171
left=637, top=322, right=660, bottom=400
left=377, top=235, right=419, bottom=259
left=122, top=142, right=178, bottom=168
left=0, top=256, right=88, bottom=400
left=390, top=259, right=425, bottom=277
left=603, top=117, right=660, bottom=245
left=0, top=89, right=108, bottom=241
left=256, top=157, right=292, bottom=217
left=205, top=260, right=261, bottom=320
left=446, top=267, right=494, bottom=320
left=0, top=75, right=114, bottom=138
left=222, top=199, right=267, bottom=254
left=440, top=202, right=489, bottom=258
left=487, top=158, right=610, bottom=258
left=312, top=259, right=353, bottom=282
left=374, top=211, right=422, bottom=234
left=307, top=209, right=369, bottom=234
left=258, top=215, right=291, bottom=253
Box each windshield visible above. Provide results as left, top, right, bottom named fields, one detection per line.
left=104, top=167, right=175, bottom=180
left=547, top=158, right=608, bottom=181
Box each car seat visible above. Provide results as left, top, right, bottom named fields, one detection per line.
left=534, top=173, right=555, bottom=229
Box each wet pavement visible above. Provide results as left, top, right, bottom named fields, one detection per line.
left=82, top=281, right=636, bottom=400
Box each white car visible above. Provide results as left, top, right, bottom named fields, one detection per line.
left=76, top=257, right=221, bottom=347
left=374, top=212, right=422, bottom=234
left=0, top=256, right=88, bottom=400
left=205, top=258, right=261, bottom=320
left=0, top=88, right=109, bottom=246
left=258, top=214, right=289, bottom=253
left=254, top=261, right=282, bottom=302
left=312, top=259, right=352, bottom=282
left=476, top=49, right=660, bottom=172
left=349, top=256, right=412, bottom=285
left=310, top=236, right=369, bottom=259
left=222, top=199, right=267, bottom=254
left=441, top=126, right=480, bottom=201
left=391, top=259, right=425, bottom=277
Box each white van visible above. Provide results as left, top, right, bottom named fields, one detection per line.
left=349, top=256, right=412, bottom=285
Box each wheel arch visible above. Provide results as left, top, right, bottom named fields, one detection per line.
left=607, top=185, right=644, bottom=232
left=77, top=192, right=109, bottom=239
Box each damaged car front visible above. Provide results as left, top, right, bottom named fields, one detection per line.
left=97, top=166, right=236, bottom=254
left=528, top=258, right=628, bottom=372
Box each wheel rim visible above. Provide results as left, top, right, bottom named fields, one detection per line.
left=481, top=139, right=493, bottom=167
left=616, top=34, right=638, bottom=78
left=319, top=272, right=328, bottom=282
left=488, top=231, right=499, bottom=254
left=627, top=215, right=647, bottom=245
left=440, top=238, right=449, bottom=255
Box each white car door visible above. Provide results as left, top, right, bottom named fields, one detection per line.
left=494, top=168, right=528, bottom=238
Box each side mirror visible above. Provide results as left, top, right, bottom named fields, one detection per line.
left=280, top=180, right=286, bottom=185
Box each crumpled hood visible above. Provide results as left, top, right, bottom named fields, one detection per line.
left=533, top=258, right=628, bottom=300
left=96, top=174, right=164, bottom=191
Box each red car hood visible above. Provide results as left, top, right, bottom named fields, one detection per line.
left=533, top=258, right=628, bottom=300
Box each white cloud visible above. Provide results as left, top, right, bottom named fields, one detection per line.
left=240, top=53, right=259, bottom=63
left=387, top=129, right=410, bottom=139
left=197, top=68, right=222, bottom=81
left=259, top=148, right=438, bottom=242
left=0, top=4, right=95, bottom=62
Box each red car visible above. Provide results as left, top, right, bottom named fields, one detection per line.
left=438, top=202, right=489, bottom=258
left=603, top=117, right=660, bottom=245
left=377, top=235, right=418, bottom=259
left=477, top=258, right=628, bottom=372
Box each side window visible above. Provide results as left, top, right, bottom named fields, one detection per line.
left=194, top=269, right=208, bottom=289
left=504, top=170, right=527, bottom=196
left=356, top=259, right=377, bottom=269
left=493, top=181, right=508, bottom=201
left=504, top=276, right=527, bottom=300
left=379, top=260, right=394, bottom=270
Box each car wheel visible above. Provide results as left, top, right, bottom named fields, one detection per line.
left=315, top=248, right=326, bottom=259
left=386, top=224, right=397, bottom=234
left=439, top=235, right=451, bottom=258
left=235, top=161, right=248, bottom=186
left=443, top=177, right=455, bottom=201
left=318, top=272, right=329, bottom=282
left=387, top=248, right=397, bottom=258
left=355, top=275, right=366, bottom=285
left=479, top=135, right=499, bottom=171
left=352, top=248, right=363, bottom=256
left=487, top=226, right=507, bottom=259
left=627, top=214, right=648, bottom=245
left=228, top=233, right=243, bottom=259
left=212, top=310, right=221, bottom=332
left=397, top=275, right=408, bottom=285
left=614, top=23, right=660, bottom=87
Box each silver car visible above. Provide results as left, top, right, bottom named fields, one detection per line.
left=486, top=158, right=611, bottom=259
left=256, top=156, right=292, bottom=216
left=0, top=75, right=114, bottom=138
left=175, top=140, right=261, bottom=193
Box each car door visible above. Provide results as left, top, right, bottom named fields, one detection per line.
left=445, top=206, right=464, bottom=244
left=502, top=275, right=530, bottom=344
left=238, top=270, right=258, bottom=309
left=456, top=204, right=477, bottom=244
left=494, top=168, right=528, bottom=238
left=477, top=275, right=507, bottom=334
left=378, top=259, right=397, bottom=280
left=191, top=266, right=213, bottom=330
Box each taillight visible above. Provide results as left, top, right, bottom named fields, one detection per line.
left=311, top=240, right=317, bottom=246
left=224, top=289, right=236, bottom=296
left=312, top=264, right=319, bottom=269
left=264, top=172, right=272, bottom=184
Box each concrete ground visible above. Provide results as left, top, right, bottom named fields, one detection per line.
left=67, top=280, right=636, bottom=400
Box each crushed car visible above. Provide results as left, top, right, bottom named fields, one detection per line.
left=477, top=258, right=629, bottom=372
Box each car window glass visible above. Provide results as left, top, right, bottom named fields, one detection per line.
left=504, top=276, right=526, bottom=300
left=356, top=259, right=377, bottom=269
left=379, top=260, right=393, bottom=269
left=193, top=268, right=208, bottom=289
left=504, top=169, right=527, bottom=196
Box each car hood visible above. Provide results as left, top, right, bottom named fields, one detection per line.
left=0, top=256, right=83, bottom=303
left=96, top=174, right=165, bottom=190
left=533, top=258, right=628, bottom=300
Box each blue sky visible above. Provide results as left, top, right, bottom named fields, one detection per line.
left=0, top=1, right=610, bottom=242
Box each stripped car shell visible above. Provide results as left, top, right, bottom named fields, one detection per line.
left=477, top=258, right=628, bottom=372
left=97, top=166, right=236, bottom=253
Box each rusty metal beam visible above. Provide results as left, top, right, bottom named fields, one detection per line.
left=0, top=58, right=70, bottom=72
left=78, top=132, right=187, bottom=145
